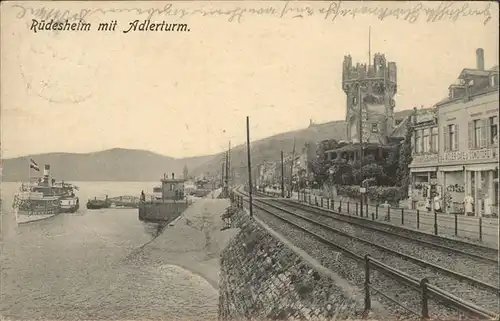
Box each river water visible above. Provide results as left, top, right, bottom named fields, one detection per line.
left=0, top=182, right=218, bottom=320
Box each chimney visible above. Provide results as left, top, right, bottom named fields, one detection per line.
left=476, top=48, right=484, bottom=70
left=172, top=172, right=175, bottom=179
left=43, top=164, right=50, bottom=184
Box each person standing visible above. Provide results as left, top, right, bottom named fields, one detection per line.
left=434, top=194, right=442, bottom=213
left=464, top=194, right=474, bottom=216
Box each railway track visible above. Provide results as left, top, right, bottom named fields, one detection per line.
left=276, top=195, right=498, bottom=261
left=234, top=188, right=499, bottom=320
left=265, top=198, right=498, bottom=281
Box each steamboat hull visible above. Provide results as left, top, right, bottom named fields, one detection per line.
left=14, top=207, right=59, bottom=224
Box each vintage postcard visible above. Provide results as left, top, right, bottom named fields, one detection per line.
left=1, top=1, right=498, bottom=320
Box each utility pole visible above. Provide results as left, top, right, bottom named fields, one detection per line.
left=289, top=137, right=296, bottom=198
left=280, top=151, right=285, bottom=198
left=221, top=161, right=225, bottom=190
left=225, top=150, right=229, bottom=195
left=358, top=82, right=364, bottom=217
left=230, top=147, right=232, bottom=190
left=246, top=116, right=253, bottom=217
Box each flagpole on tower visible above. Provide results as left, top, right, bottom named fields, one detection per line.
left=28, top=158, right=31, bottom=206
left=368, top=26, right=371, bottom=67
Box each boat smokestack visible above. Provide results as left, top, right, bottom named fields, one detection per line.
left=172, top=173, right=175, bottom=179
left=43, top=164, right=50, bottom=185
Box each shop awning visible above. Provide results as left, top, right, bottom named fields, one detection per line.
left=439, top=166, right=464, bottom=172
left=465, top=163, right=499, bottom=171
left=410, top=167, right=437, bottom=173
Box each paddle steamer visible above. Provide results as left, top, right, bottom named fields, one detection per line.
left=12, top=161, right=80, bottom=224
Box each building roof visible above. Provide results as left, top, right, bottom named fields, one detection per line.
left=390, top=117, right=409, bottom=138
left=161, top=178, right=186, bottom=183
left=458, top=68, right=490, bottom=79
left=436, top=86, right=498, bottom=107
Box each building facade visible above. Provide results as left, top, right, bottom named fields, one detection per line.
left=409, top=48, right=499, bottom=216
left=161, top=173, right=186, bottom=200
left=408, top=108, right=441, bottom=211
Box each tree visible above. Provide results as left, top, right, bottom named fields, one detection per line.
left=183, top=165, right=189, bottom=179
left=396, top=116, right=414, bottom=198
left=309, top=157, right=330, bottom=186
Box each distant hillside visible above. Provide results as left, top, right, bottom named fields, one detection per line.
left=191, top=120, right=347, bottom=182
left=2, top=148, right=215, bottom=182
left=2, top=109, right=420, bottom=183
left=191, top=109, right=420, bottom=182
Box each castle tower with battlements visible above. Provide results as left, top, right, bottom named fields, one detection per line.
left=342, top=53, right=398, bottom=144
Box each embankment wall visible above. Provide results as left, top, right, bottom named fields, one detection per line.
left=218, top=210, right=361, bottom=321
left=138, top=200, right=190, bottom=222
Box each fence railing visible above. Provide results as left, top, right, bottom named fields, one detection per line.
left=230, top=191, right=498, bottom=320
left=364, top=255, right=498, bottom=320
left=260, top=188, right=498, bottom=246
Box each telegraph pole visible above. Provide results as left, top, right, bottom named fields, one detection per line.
left=289, top=137, right=296, bottom=198
left=225, top=150, right=229, bottom=195
left=280, top=151, right=285, bottom=198
left=246, top=116, right=253, bottom=217
left=358, top=82, right=364, bottom=217
left=228, top=141, right=231, bottom=188
left=221, top=161, right=225, bottom=189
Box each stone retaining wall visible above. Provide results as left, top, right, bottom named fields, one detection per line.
left=138, top=201, right=190, bottom=222
left=218, top=210, right=361, bottom=321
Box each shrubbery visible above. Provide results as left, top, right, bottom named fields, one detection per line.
left=336, top=185, right=404, bottom=205
left=308, top=115, right=414, bottom=204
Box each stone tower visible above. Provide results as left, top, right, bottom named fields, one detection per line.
left=342, top=53, right=397, bottom=144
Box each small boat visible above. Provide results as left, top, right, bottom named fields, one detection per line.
left=60, top=197, right=80, bottom=213
left=54, top=181, right=80, bottom=213
left=86, top=196, right=110, bottom=210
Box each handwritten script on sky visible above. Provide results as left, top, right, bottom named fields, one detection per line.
left=11, top=1, right=493, bottom=25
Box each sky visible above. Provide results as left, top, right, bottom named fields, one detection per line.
left=1, top=1, right=498, bottom=159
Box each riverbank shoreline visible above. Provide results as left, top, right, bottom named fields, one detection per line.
left=141, top=191, right=237, bottom=292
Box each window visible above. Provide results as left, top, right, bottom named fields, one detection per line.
left=469, top=119, right=488, bottom=149
left=371, top=123, right=378, bottom=133
left=415, top=130, right=422, bottom=153
left=474, top=120, right=482, bottom=148
left=489, top=116, right=498, bottom=145
left=431, top=127, right=438, bottom=152
left=170, top=184, right=175, bottom=191
left=448, top=124, right=457, bottom=151
left=422, top=128, right=430, bottom=153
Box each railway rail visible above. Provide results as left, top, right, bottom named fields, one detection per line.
left=277, top=193, right=498, bottom=261
left=233, top=188, right=499, bottom=320
left=266, top=198, right=498, bottom=278
left=276, top=199, right=498, bottom=264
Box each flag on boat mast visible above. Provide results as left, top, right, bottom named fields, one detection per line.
left=29, top=158, right=40, bottom=171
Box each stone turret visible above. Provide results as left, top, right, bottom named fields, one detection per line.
left=341, top=53, right=398, bottom=144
